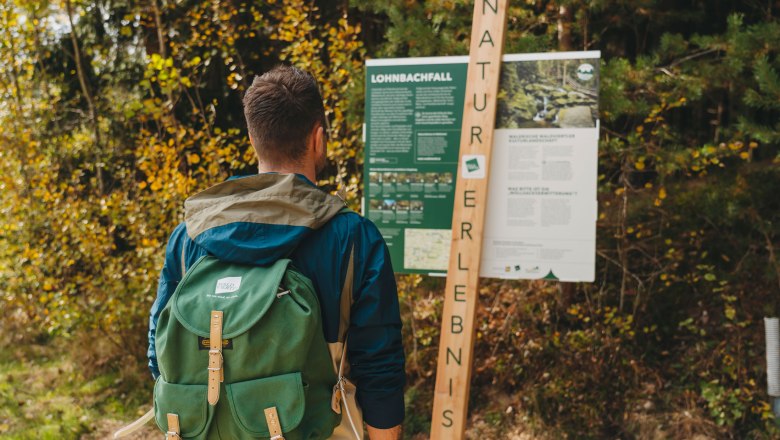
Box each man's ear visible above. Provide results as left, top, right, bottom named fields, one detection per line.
left=248, top=133, right=263, bottom=165
left=312, top=123, right=326, bottom=157
left=248, top=132, right=256, bottom=149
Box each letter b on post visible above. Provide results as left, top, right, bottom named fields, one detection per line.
left=451, top=315, right=463, bottom=334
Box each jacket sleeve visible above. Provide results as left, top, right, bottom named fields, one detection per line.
left=147, top=223, right=187, bottom=379
left=348, top=219, right=406, bottom=429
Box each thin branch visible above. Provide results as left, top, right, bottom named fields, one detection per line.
left=151, top=0, right=167, bottom=57
left=597, top=250, right=646, bottom=289
left=665, top=48, right=720, bottom=69
left=761, top=228, right=780, bottom=290
left=618, top=160, right=630, bottom=312
left=405, top=294, right=421, bottom=378
left=65, top=0, right=104, bottom=193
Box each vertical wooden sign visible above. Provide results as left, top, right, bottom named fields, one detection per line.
left=430, top=1, right=509, bottom=438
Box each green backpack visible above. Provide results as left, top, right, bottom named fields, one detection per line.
left=153, top=255, right=341, bottom=439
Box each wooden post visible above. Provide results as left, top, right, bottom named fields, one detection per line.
left=556, top=2, right=576, bottom=310
left=430, top=1, right=508, bottom=438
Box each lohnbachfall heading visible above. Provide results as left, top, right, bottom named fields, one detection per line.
left=370, top=72, right=454, bottom=83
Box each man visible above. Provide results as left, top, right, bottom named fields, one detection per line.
left=147, top=65, right=405, bottom=439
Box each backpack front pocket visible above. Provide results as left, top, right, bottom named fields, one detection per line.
left=225, top=372, right=305, bottom=438
left=154, top=377, right=213, bottom=439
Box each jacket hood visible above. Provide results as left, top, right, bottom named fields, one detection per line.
left=184, top=173, right=345, bottom=265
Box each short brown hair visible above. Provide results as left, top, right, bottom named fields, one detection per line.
left=243, top=65, right=326, bottom=164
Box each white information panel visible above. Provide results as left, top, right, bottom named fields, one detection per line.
left=480, top=52, right=600, bottom=282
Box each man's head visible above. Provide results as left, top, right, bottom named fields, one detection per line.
left=243, top=65, right=328, bottom=175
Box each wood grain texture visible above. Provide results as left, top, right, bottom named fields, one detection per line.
left=430, top=1, right=509, bottom=438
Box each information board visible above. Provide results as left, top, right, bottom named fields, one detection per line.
left=364, top=58, right=468, bottom=274
left=364, top=51, right=600, bottom=281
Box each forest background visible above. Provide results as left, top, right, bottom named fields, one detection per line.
left=0, top=0, right=779, bottom=438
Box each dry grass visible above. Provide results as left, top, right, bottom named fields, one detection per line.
left=0, top=339, right=153, bottom=440
left=81, top=418, right=159, bottom=440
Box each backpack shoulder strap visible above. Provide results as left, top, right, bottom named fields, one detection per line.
left=337, top=244, right=354, bottom=344
left=329, top=243, right=364, bottom=439
left=180, top=243, right=186, bottom=277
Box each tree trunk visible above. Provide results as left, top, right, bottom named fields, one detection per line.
left=1, top=8, right=32, bottom=197
left=151, top=0, right=167, bottom=57
left=65, top=0, right=104, bottom=193
left=557, top=4, right=573, bottom=51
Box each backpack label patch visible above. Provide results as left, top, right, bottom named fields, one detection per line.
left=198, top=336, right=233, bottom=350
left=215, top=277, right=242, bottom=295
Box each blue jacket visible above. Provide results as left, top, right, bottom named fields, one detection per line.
left=147, top=173, right=405, bottom=429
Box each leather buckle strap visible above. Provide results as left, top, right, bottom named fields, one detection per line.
left=165, top=413, right=181, bottom=440
left=264, top=407, right=285, bottom=440
left=207, top=311, right=224, bottom=406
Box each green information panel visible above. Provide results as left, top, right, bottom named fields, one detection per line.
left=365, top=52, right=602, bottom=279
left=364, top=57, right=468, bottom=274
